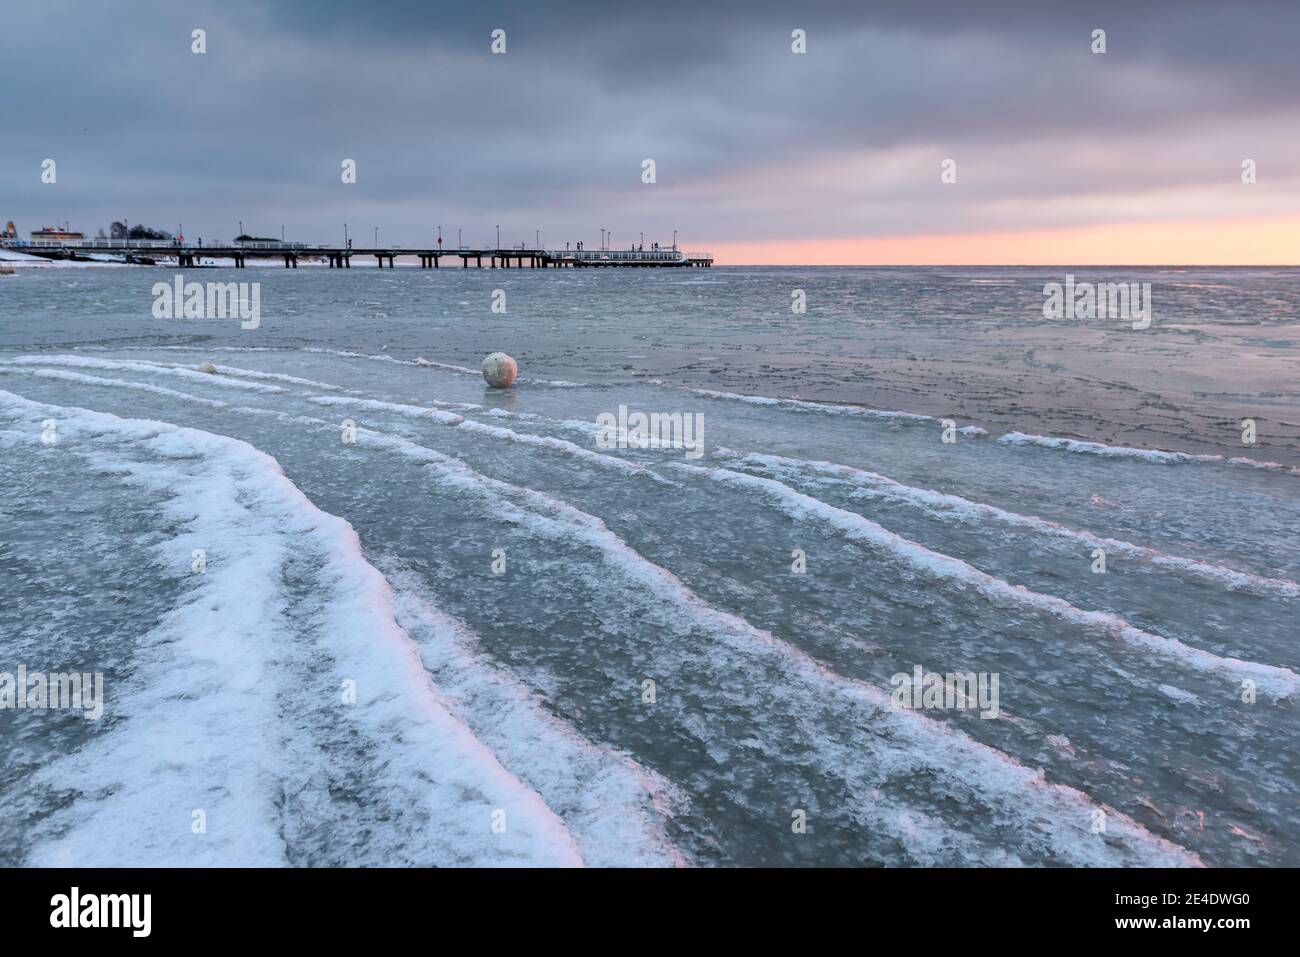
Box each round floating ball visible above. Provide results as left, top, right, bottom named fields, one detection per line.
left=481, top=352, right=518, bottom=388
left=197, top=362, right=219, bottom=375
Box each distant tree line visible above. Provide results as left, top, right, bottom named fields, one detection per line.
left=92, top=223, right=281, bottom=243
left=106, top=221, right=172, bottom=241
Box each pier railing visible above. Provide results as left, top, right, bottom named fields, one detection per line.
left=1, top=238, right=705, bottom=254
left=1, top=238, right=330, bottom=250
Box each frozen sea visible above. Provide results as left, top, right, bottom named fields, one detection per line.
left=0, top=264, right=1297, bottom=867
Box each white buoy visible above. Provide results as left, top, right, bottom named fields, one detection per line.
left=481, top=352, right=518, bottom=388
left=197, top=362, right=219, bottom=375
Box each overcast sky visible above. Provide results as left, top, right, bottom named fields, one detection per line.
left=4, top=0, right=1298, bottom=262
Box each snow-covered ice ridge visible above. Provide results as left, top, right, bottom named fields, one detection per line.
left=998, top=431, right=1297, bottom=474
left=0, top=389, right=680, bottom=867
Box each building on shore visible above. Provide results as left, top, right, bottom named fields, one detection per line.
left=30, top=223, right=85, bottom=242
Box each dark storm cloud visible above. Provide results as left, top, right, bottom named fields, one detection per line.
left=3, top=0, right=1298, bottom=247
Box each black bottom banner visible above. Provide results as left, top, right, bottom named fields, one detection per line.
left=0, top=866, right=1283, bottom=943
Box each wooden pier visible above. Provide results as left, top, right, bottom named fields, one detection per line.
left=2, top=239, right=714, bottom=268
